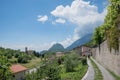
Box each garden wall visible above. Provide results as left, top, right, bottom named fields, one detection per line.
left=92, top=40, right=120, bottom=76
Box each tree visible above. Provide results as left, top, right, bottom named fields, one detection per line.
left=0, top=54, right=13, bottom=80
left=14, top=53, right=19, bottom=58
left=93, top=27, right=104, bottom=50
left=92, top=0, right=120, bottom=52
left=107, top=27, right=120, bottom=52
left=7, top=53, right=12, bottom=59
left=64, top=53, right=79, bottom=72
left=104, top=0, right=120, bottom=51
left=18, top=54, right=30, bottom=63
left=33, top=51, right=41, bottom=57
left=25, top=59, right=61, bottom=80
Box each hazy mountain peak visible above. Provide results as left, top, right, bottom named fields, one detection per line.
left=48, top=43, right=65, bottom=52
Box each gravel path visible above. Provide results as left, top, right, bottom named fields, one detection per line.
left=91, top=57, right=115, bottom=80
left=82, top=58, right=94, bottom=80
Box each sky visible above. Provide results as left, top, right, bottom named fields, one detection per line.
left=0, top=0, right=108, bottom=51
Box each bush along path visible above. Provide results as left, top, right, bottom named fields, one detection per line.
left=82, top=58, right=94, bottom=80
left=91, top=57, right=115, bottom=80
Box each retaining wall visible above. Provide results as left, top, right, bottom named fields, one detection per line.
left=92, top=40, right=120, bottom=76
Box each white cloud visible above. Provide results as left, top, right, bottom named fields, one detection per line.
left=8, top=0, right=107, bottom=51
left=59, top=35, right=75, bottom=48
left=37, top=15, right=48, bottom=23
left=52, top=21, right=56, bottom=25
left=51, top=0, right=107, bottom=47
left=55, top=18, right=66, bottom=24
left=51, top=18, right=66, bottom=25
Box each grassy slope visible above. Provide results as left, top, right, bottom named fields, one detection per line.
left=9, top=56, right=42, bottom=69
left=90, top=58, right=103, bottom=80
left=21, top=57, right=41, bottom=69
left=9, top=57, right=17, bottom=63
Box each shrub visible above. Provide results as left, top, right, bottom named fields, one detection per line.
left=18, top=56, right=22, bottom=63
left=15, top=53, right=19, bottom=58
left=25, top=61, right=61, bottom=80
left=57, top=58, right=63, bottom=65
left=65, top=58, right=74, bottom=72
left=64, top=53, right=79, bottom=72
left=18, top=55, right=29, bottom=63
left=81, top=58, right=87, bottom=65
left=7, top=54, right=12, bottom=59
left=46, top=64, right=61, bottom=80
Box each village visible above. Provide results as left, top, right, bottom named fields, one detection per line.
left=9, top=45, right=92, bottom=80
left=0, top=0, right=120, bottom=80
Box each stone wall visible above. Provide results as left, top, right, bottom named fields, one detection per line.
left=92, top=40, right=120, bottom=76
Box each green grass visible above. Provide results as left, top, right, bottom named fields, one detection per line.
left=90, top=58, right=103, bottom=80
left=107, top=69, right=120, bottom=80
left=60, top=62, right=88, bottom=80
left=9, top=56, right=18, bottom=63
left=9, top=56, right=42, bottom=69
left=21, top=57, right=41, bottom=69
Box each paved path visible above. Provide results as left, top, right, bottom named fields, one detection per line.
left=82, top=58, right=94, bottom=80
left=91, top=57, right=115, bottom=80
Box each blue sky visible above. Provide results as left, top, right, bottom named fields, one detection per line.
left=0, top=0, right=108, bottom=51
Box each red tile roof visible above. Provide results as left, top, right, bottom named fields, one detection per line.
left=10, top=64, right=27, bottom=73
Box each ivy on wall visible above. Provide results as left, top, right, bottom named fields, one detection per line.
left=93, top=0, right=120, bottom=52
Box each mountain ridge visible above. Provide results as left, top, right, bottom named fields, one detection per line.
left=48, top=43, right=65, bottom=52
left=66, top=33, right=92, bottom=50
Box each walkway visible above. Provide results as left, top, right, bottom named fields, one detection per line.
left=82, top=58, right=94, bottom=80
left=91, top=57, right=115, bottom=80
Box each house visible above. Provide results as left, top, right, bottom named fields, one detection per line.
left=81, top=46, right=91, bottom=56
left=56, top=52, right=64, bottom=58
left=25, top=47, right=34, bottom=54
left=10, top=64, right=27, bottom=80
left=27, top=50, right=34, bottom=54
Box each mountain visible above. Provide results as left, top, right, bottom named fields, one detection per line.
left=48, top=43, right=65, bottom=52
left=66, top=33, right=92, bottom=50
left=40, top=50, right=47, bottom=54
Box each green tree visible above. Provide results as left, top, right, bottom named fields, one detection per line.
left=93, top=27, right=104, bottom=46
left=64, top=53, right=79, bottom=72
left=0, top=54, right=13, bottom=80
left=104, top=0, right=120, bottom=51
left=18, top=54, right=30, bottom=63
left=92, top=0, right=120, bottom=51
left=26, top=58, right=61, bottom=80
